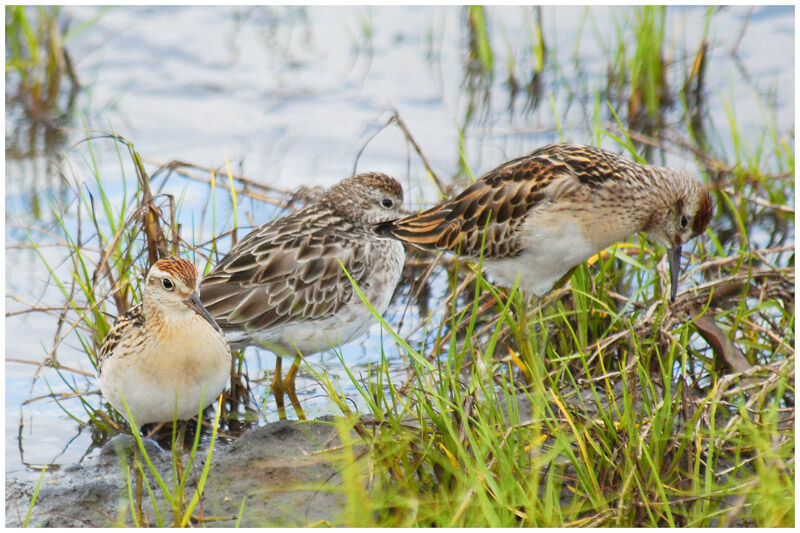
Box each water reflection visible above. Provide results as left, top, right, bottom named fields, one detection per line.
left=6, top=6, right=81, bottom=221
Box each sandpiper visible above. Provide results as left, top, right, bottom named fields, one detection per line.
left=200, top=172, right=406, bottom=419
left=97, top=256, right=231, bottom=525
left=376, top=143, right=713, bottom=300
left=97, top=256, right=231, bottom=427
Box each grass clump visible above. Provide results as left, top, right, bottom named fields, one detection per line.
left=119, top=395, right=225, bottom=527
left=323, top=238, right=793, bottom=526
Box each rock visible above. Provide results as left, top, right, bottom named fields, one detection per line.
left=5, top=418, right=352, bottom=527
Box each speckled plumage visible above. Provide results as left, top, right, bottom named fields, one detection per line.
left=376, top=143, right=713, bottom=299
left=98, top=257, right=231, bottom=426
left=200, top=173, right=406, bottom=417
left=201, top=173, right=406, bottom=352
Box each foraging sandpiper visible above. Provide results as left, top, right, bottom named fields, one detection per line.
left=376, top=143, right=713, bottom=300
left=97, top=256, right=231, bottom=427
left=200, top=172, right=406, bottom=418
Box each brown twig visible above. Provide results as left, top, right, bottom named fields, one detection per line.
left=390, top=110, right=445, bottom=196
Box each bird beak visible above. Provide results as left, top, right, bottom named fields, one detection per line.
left=667, top=245, right=682, bottom=302
left=186, top=292, right=222, bottom=332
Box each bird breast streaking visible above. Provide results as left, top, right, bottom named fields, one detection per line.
left=375, top=143, right=713, bottom=300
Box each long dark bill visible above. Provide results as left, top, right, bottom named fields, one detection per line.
left=186, top=292, right=223, bottom=332
left=667, top=245, right=682, bottom=302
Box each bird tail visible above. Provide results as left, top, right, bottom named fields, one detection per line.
left=375, top=204, right=460, bottom=251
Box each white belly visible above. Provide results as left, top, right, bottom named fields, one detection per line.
left=236, top=306, right=378, bottom=357
left=483, top=214, right=595, bottom=296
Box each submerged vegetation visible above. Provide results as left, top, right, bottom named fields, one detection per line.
left=6, top=5, right=794, bottom=527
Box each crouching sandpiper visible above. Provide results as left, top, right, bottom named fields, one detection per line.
left=376, top=143, right=713, bottom=300
left=97, top=256, right=231, bottom=524
left=98, top=256, right=231, bottom=426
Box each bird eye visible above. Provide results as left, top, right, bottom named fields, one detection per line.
left=680, top=215, right=688, bottom=230
left=161, top=277, right=174, bottom=291
left=381, top=198, right=394, bottom=209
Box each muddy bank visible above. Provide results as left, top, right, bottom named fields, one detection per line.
left=6, top=418, right=351, bottom=527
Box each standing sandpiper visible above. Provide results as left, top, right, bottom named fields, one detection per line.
left=200, top=172, right=406, bottom=419
left=98, top=256, right=231, bottom=427
left=376, top=143, right=713, bottom=300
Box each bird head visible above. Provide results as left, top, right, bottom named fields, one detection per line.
left=145, top=257, right=221, bottom=332
left=646, top=172, right=714, bottom=300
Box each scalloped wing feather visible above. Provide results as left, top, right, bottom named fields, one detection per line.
left=200, top=207, right=371, bottom=333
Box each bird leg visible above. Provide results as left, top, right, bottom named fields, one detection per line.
left=284, top=355, right=306, bottom=420
left=227, top=350, right=248, bottom=409
left=271, top=357, right=288, bottom=420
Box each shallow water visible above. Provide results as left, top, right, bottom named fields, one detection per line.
left=5, top=5, right=794, bottom=482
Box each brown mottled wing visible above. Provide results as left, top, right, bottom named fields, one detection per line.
left=96, top=304, right=144, bottom=376
left=200, top=205, right=371, bottom=332
left=375, top=177, right=544, bottom=258
left=376, top=143, right=634, bottom=258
